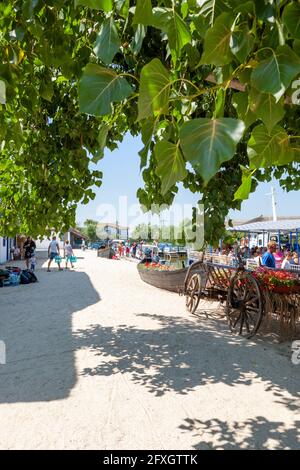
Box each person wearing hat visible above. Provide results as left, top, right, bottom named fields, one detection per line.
left=261, top=241, right=276, bottom=268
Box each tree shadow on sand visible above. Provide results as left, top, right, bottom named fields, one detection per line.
left=75, top=313, right=299, bottom=409
left=179, top=416, right=300, bottom=450
left=0, top=267, right=100, bottom=403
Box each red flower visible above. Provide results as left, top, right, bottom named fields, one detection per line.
left=253, top=267, right=298, bottom=291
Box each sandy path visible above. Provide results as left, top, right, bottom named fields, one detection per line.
left=0, top=250, right=299, bottom=450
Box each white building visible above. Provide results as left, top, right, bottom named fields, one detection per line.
left=0, top=236, right=15, bottom=264
left=34, top=228, right=88, bottom=251
left=98, top=223, right=129, bottom=240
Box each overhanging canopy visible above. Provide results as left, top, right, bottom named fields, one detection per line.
left=229, top=220, right=300, bottom=233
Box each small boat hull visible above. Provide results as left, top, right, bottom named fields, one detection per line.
left=97, top=247, right=114, bottom=259
left=137, top=263, right=188, bottom=292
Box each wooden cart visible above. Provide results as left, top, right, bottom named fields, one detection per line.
left=184, top=253, right=300, bottom=339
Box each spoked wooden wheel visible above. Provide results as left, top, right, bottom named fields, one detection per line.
left=185, top=273, right=202, bottom=314
left=226, top=272, right=263, bottom=338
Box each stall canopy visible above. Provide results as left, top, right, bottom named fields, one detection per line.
left=229, top=219, right=300, bottom=233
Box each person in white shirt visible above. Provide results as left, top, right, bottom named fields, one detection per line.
left=13, top=246, right=21, bottom=260
left=64, top=240, right=74, bottom=269
left=47, top=236, right=62, bottom=272
left=281, top=252, right=293, bottom=270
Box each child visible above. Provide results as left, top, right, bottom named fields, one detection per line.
left=30, top=251, right=37, bottom=271
left=64, top=241, right=74, bottom=269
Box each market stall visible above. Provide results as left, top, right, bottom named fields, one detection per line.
left=184, top=252, right=300, bottom=340
left=228, top=219, right=300, bottom=257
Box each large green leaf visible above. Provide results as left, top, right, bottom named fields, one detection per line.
left=232, top=92, right=256, bottom=129
left=155, top=141, right=187, bottom=195
left=93, top=17, right=120, bottom=64
left=79, top=64, right=132, bottom=116
left=251, top=45, right=300, bottom=101
left=234, top=168, right=253, bottom=201
left=115, top=0, right=129, bottom=18
left=181, top=0, right=190, bottom=19
left=179, top=118, right=245, bottom=182
left=234, top=166, right=255, bottom=201
left=139, top=119, right=155, bottom=169
left=294, top=39, right=300, bottom=56
left=214, top=88, right=225, bottom=118
left=230, top=27, right=255, bottom=62
left=137, top=59, right=171, bottom=121
left=39, top=81, right=54, bottom=102
left=0, top=80, right=6, bottom=105
left=151, top=7, right=171, bottom=30
left=248, top=124, right=294, bottom=168
left=150, top=8, right=191, bottom=58
left=132, top=0, right=153, bottom=25
left=192, top=13, right=210, bottom=38
left=22, top=0, right=39, bottom=19
left=198, top=0, right=230, bottom=25
left=92, top=123, right=110, bottom=163
left=283, top=2, right=300, bottom=40
left=233, top=1, right=255, bottom=15
left=249, top=89, right=285, bottom=132
left=184, top=43, right=201, bottom=69
left=166, top=10, right=191, bottom=58
left=75, top=0, right=113, bottom=12
left=130, top=24, right=146, bottom=55
left=200, top=13, right=235, bottom=66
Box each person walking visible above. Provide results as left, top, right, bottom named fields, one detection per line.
left=64, top=240, right=74, bottom=269
left=23, top=236, right=36, bottom=269
left=47, top=236, right=62, bottom=272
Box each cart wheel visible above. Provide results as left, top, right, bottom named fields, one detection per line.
left=226, top=272, right=263, bottom=338
left=185, top=273, right=202, bottom=314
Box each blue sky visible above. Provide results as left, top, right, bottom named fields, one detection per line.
left=76, top=133, right=300, bottom=228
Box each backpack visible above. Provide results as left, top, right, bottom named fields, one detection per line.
left=20, top=271, right=31, bottom=284
left=22, top=269, right=38, bottom=284
left=24, top=269, right=38, bottom=283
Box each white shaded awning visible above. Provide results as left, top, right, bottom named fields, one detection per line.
left=229, top=219, right=300, bottom=233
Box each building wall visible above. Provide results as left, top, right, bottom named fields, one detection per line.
left=35, top=232, right=85, bottom=250
left=0, top=237, right=7, bottom=264
left=65, top=231, right=85, bottom=248
left=0, top=237, right=14, bottom=264
left=119, top=228, right=129, bottom=239
left=34, top=237, right=52, bottom=251
left=103, top=226, right=129, bottom=239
